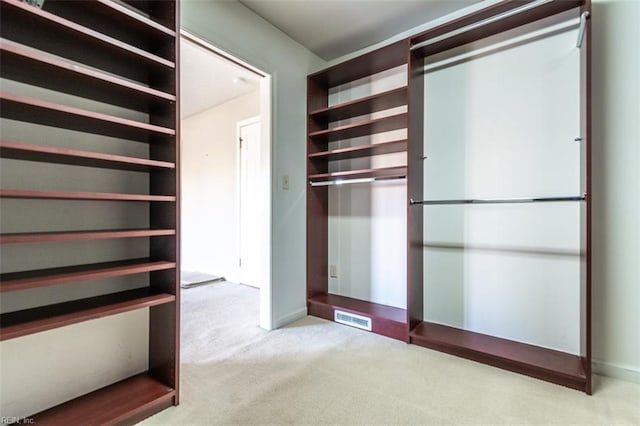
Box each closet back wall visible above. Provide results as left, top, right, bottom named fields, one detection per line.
left=422, top=16, right=582, bottom=354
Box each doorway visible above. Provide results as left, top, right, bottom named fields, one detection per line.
left=180, top=31, right=272, bottom=328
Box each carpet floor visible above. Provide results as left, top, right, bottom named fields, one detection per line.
left=141, top=281, right=639, bottom=425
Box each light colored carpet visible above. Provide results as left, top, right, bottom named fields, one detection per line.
left=142, top=281, right=640, bottom=425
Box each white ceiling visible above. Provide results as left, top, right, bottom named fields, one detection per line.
left=180, top=37, right=261, bottom=119
left=180, top=0, right=481, bottom=117
left=239, top=0, right=481, bottom=60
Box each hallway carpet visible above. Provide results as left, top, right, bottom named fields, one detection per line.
left=142, top=281, right=639, bottom=425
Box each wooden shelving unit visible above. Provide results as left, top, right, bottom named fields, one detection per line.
left=406, top=0, right=592, bottom=393
left=0, top=0, right=180, bottom=421
left=307, top=0, right=592, bottom=393
left=307, top=40, right=409, bottom=341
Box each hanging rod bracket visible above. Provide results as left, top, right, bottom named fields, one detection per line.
left=576, top=11, right=590, bottom=48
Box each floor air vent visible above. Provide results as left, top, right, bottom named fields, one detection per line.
left=334, top=310, right=372, bottom=331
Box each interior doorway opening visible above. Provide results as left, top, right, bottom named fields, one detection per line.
left=179, top=31, right=272, bottom=329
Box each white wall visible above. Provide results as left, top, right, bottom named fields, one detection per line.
left=181, top=91, right=260, bottom=282
left=181, top=0, right=325, bottom=328
left=590, top=0, right=640, bottom=382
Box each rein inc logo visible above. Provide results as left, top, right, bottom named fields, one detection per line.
left=1, top=417, right=34, bottom=425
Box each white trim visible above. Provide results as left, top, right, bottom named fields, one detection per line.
left=593, top=360, right=640, bottom=384
left=258, top=76, right=273, bottom=331
left=274, top=307, right=308, bottom=329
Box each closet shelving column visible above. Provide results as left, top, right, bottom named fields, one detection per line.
left=306, top=40, right=409, bottom=340
left=0, top=0, right=180, bottom=421
left=406, top=0, right=592, bottom=393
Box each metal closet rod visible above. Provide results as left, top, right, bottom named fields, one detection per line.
left=310, top=175, right=406, bottom=187
left=410, top=0, right=580, bottom=52
left=410, top=194, right=587, bottom=206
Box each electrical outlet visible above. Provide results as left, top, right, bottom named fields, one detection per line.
left=329, top=265, right=337, bottom=278
left=282, top=174, right=290, bottom=190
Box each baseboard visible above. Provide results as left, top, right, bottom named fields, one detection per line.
left=593, top=360, right=640, bottom=384
left=274, top=307, right=308, bottom=329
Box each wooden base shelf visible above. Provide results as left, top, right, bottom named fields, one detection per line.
left=309, top=139, right=407, bottom=161
left=308, top=294, right=407, bottom=340
left=0, top=288, right=175, bottom=341
left=0, top=259, right=176, bottom=293
left=0, top=93, right=175, bottom=143
left=309, top=113, right=408, bottom=143
left=410, top=322, right=588, bottom=392
left=0, top=189, right=175, bottom=202
left=310, top=87, right=407, bottom=123
left=31, top=373, right=175, bottom=425
left=0, top=229, right=175, bottom=244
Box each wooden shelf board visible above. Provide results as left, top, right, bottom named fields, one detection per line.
left=0, top=41, right=175, bottom=112
left=0, top=93, right=175, bottom=143
left=410, top=321, right=587, bottom=391
left=0, top=258, right=176, bottom=293
left=309, top=294, right=407, bottom=340
left=309, top=140, right=408, bottom=161
left=309, top=40, right=407, bottom=87
left=1, top=0, right=174, bottom=69
left=82, top=0, right=175, bottom=37
left=0, top=140, right=175, bottom=171
left=0, top=229, right=176, bottom=244
left=309, top=87, right=407, bottom=123
left=309, top=166, right=407, bottom=183
left=0, top=189, right=175, bottom=202
left=411, top=1, right=583, bottom=58
left=32, top=373, right=175, bottom=424
left=0, top=288, right=175, bottom=341
left=309, top=113, right=407, bottom=143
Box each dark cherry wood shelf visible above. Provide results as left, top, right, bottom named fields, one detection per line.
left=0, top=93, right=175, bottom=143
left=0, top=189, right=175, bottom=202
left=309, top=113, right=408, bottom=143
left=0, top=140, right=175, bottom=172
left=0, top=229, right=176, bottom=244
left=411, top=0, right=583, bottom=58
left=308, top=294, right=407, bottom=340
left=31, top=373, right=175, bottom=425
left=309, top=166, right=407, bottom=183
left=310, top=87, right=407, bottom=123
left=0, top=0, right=175, bottom=70
left=0, top=288, right=175, bottom=341
left=50, top=0, right=176, bottom=38
left=0, top=41, right=175, bottom=112
left=309, top=40, right=407, bottom=88
left=0, top=258, right=176, bottom=293
left=410, top=322, right=588, bottom=392
left=309, top=140, right=408, bottom=162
